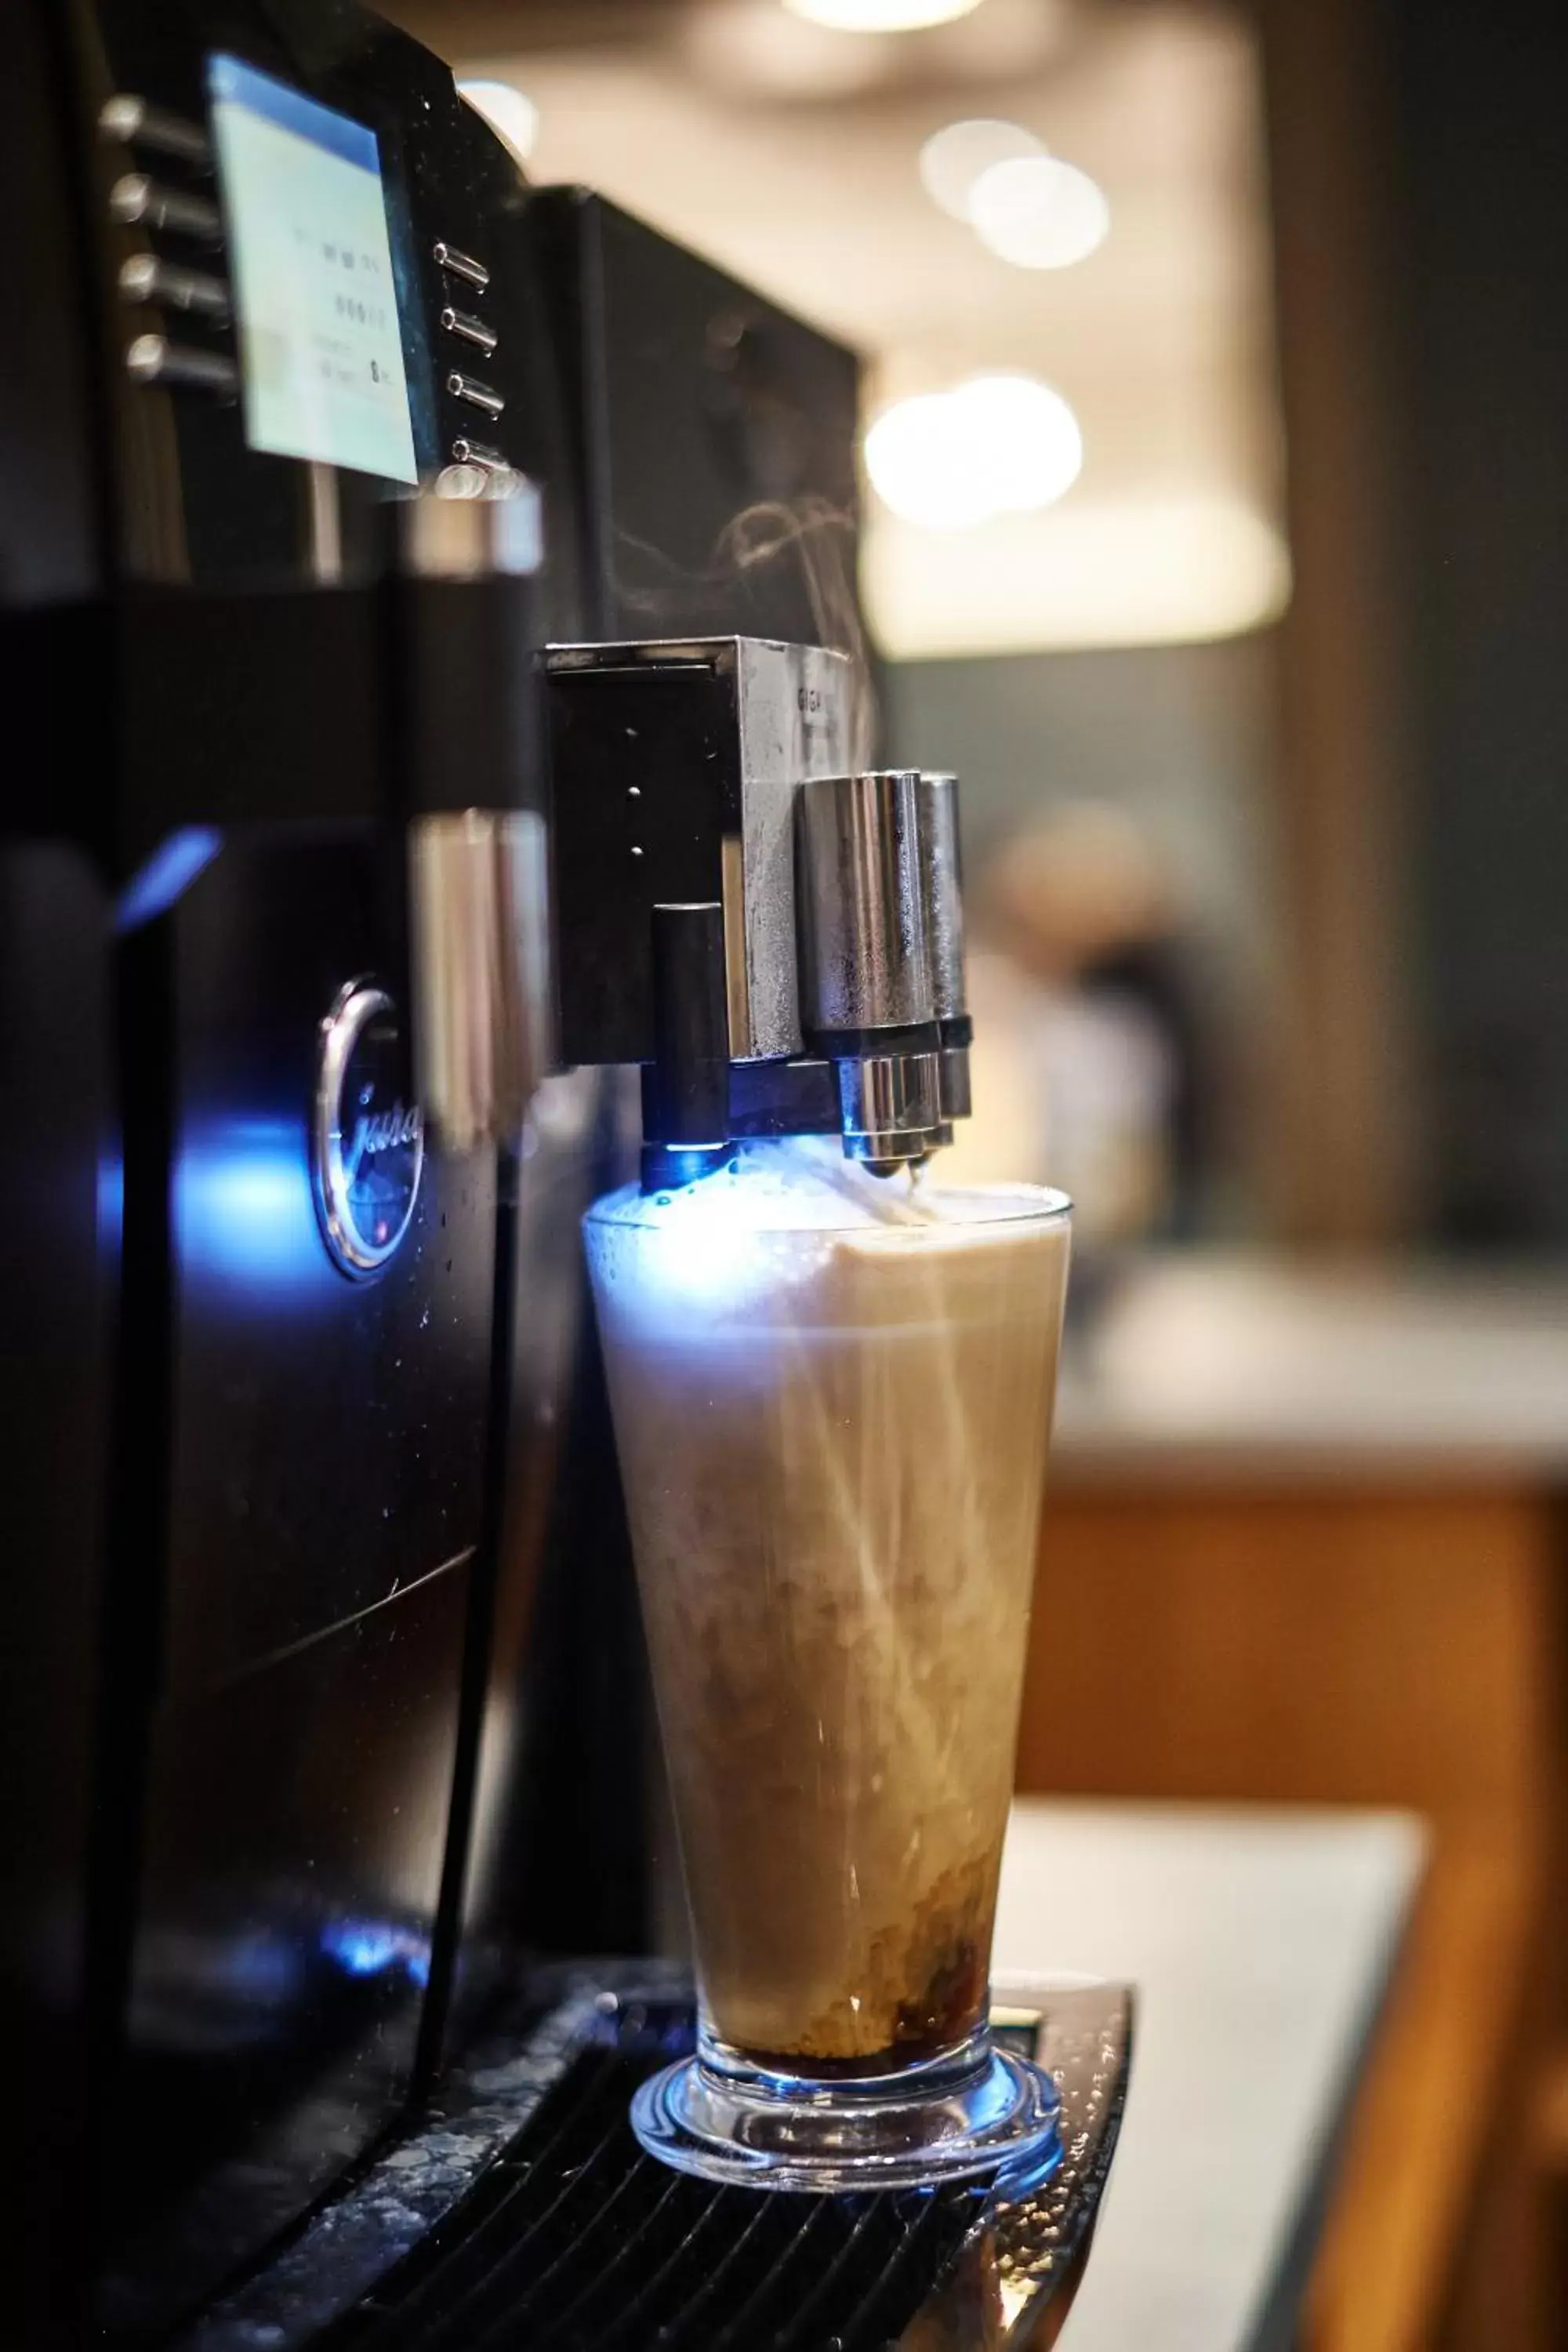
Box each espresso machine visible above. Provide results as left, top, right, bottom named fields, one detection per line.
left=0, top=4, right=1128, bottom=2344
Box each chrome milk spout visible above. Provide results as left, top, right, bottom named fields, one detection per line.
left=794, top=769, right=943, bottom=1173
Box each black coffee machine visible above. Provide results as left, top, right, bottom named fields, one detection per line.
left=0, top=6, right=1127, bottom=2345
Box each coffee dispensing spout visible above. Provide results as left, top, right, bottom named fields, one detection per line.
left=795, top=771, right=942, bottom=1174
left=544, top=637, right=972, bottom=1189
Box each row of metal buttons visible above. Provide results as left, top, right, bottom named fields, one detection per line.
left=100, top=93, right=238, bottom=397
left=432, top=240, right=505, bottom=462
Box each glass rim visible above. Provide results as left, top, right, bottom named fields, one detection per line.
left=584, top=1174, right=1074, bottom=1234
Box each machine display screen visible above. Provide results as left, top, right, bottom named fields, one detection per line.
left=209, top=54, right=419, bottom=484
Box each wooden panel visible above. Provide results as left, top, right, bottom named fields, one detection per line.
left=1020, top=1490, right=1554, bottom=1828
left=1305, top=1831, right=1537, bottom=2352
left=1018, top=1485, right=1560, bottom=2352
left=1257, top=0, right=1415, bottom=1243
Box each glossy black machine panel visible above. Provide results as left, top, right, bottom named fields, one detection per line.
left=532, top=189, right=861, bottom=646
left=1, top=2, right=867, bottom=2343
left=100, top=839, right=494, bottom=2339
left=2, top=1, right=560, bottom=2337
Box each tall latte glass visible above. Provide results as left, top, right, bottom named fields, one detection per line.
left=583, top=1142, right=1071, bottom=2190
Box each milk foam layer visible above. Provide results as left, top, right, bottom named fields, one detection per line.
left=586, top=1145, right=1070, bottom=2067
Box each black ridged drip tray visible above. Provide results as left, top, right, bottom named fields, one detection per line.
left=183, top=1976, right=1132, bottom=2352
left=332, top=2002, right=976, bottom=2352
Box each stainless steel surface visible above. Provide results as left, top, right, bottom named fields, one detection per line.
left=914, top=771, right=967, bottom=1022
left=118, top=252, right=230, bottom=319
left=446, top=369, right=505, bottom=417
left=730, top=638, right=857, bottom=1058
left=837, top=1049, right=942, bottom=1168
left=938, top=1041, right=973, bottom=1122
left=305, top=463, right=343, bottom=586
left=796, top=770, right=935, bottom=1036
left=433, top=240, right=489, bottom=290
left=312, top=984, right=425, bottom=1278
left=450, top=437, right=509, bottom=471
left=98, top=94, right=212, bottom=167
left=913, top=771, right=971, bottom=1132
left=403, top=463, right=543, bottom=579
left=124, top=334, right=238, bottom=395
left=441, top=305, right=498, bottom=354
left=408, top=811, right=553, bottom=1152
left=108, top=173, right=222, bottom=241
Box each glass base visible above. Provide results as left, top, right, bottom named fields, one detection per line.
left=630, top=2026, right=1064, bottom=2193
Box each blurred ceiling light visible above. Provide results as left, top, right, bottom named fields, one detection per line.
left=865, top=373, right=1082, bottom=532
left=921, top=0, right=1070, bottom=77
left=919, top=118, right=1043, bottom=222
left=970, top=153, right=1109, bottom=270
left=456, top=78, right=539, bottom=165
left=863, top=495, right=1292, bottom=655
left=783, top=0, right=985, bottom=29
left=682, top=0, right=886, bottom=96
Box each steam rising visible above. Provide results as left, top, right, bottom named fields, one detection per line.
left=607, top=495, right=877, bottom=771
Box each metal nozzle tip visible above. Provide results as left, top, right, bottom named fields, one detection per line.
left=852, top=1145, right=934, bottom=1179
left=640, top=1140, right=731, bottom=1194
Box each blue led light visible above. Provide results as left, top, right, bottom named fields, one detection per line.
left=96, top=1152, right=124, bottom=1253
left=115, top=828, right=222, bottom=931
left=176, top=1117, right=321, bottom=1290
left=320, top=1917, right=433, bottom=1987
left=321, top=1922, right=401, bottom=1977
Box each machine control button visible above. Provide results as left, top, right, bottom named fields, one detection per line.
left=98, top=93, right=212, bottom=168
left=313, top=982, right=424, bottom=1279
left=125, top=333, right=238, bottom=397
left=118, top=252, right=231, bottom=321
left=109, top=173, right=223, bottom=241
left=450, top=436, right=509, bottom=470
left=446, top=370, right=504, bottom=417
left=440, top=304, right=498, bottom=354
left=433, top=240, right=489, bottom=290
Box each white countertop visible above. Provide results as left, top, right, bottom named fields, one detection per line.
left=1051, top=1252, right=1568, bottom=1485
left=994, top=1798, right=1425, bottom=2352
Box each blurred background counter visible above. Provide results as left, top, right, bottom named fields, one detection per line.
left=1052, top=1254, right=1568, bottom=1489
left=996, top=1800, right=1425, bottom=2352
left=1019, top=1254, right=1568, bottom=2352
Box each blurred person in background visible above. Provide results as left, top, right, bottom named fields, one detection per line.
left=942, top=802, right=1216, bottom=1250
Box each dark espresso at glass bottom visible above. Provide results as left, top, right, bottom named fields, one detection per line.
left=586, top=1148, right=1070, bottom=2098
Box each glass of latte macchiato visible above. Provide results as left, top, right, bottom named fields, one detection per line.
left=583, top=1140, right=1070, bottom=2190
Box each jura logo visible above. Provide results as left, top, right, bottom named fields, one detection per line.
left=345, top=1101, right=423, bottom=1178
left=312, top=982, right=425, bottom=1280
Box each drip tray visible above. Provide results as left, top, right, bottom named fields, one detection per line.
left=179, top=1973, right=1132, bottom=2352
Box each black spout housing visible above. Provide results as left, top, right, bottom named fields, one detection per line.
left=544, top=638, right=971, bottom=1187
left=640, top=902, right=731, bottom=1189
